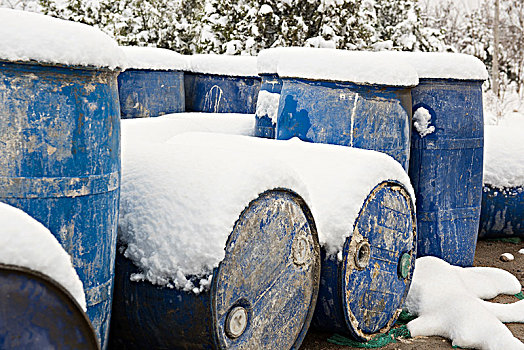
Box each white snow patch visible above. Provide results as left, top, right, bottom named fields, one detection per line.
left=405, top=256, right=524, bottom=350
left=187, top=54, right=258, bottom=77
left=483, top=123, right=524, bottom=188
left=119, top=133, right=413, bottom=290
left=0, top=9, right=125, bottom=69
left=501, top=253, right=515, bottom=262
left=413, top=107, right=435, bottom=138
left=259, top=4, right=273, bottom=14
left=384, top=51, right=488, bottom=80
left=257, top=47, right=306, bottom=74
left=276, top=48, right=419, bottom=86
left=0, top=202, right=86, bottom=310
left=121, top=113, right=255, bottom=146
left=255, top=90, right=281, bottom=123
left=121, top=46, right=189, bottom=71
left=518, top=249, right=524, bottom=255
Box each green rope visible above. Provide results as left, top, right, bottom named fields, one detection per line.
left=327, top=325, right=411, bottom=348
left=516, top=292, right=524, bottom=300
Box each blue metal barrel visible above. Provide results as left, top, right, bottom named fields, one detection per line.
left=118, top=69, right=185, bottom=118
left=312, top=182, right=416, bottom=340
left=276, top=79, right=412, bottom=171
left=254, top=73, right=282, bottom=139
left=184, top=73, right=260, bottom=114
left=0, top=60, right=121, bottom=348
left=109, top=190, right=320, bottom=349
left=409, top=79, right=484, bottom=266
left=0, top=263, right=99, bottom=349
left=479, top=185, right=524, bottom=238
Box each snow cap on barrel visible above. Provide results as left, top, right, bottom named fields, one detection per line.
left=257, top=47, right=306, bottom=75
left=0, top=8, right=126, bottom=69
left=187, top=54, right=259, bottom=77
left=121, top=46, right=189, bottom=71
left=276, top=48, right=419, bottom=87
left=383, top=52, right=488, bottom=81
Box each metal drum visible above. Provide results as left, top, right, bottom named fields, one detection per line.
left=479, top=185, right=524, bottom=238
left=109, top=190, right=320, bottom=349
left=118, top=69, right=185, bottom=118
left=254, top=73, right=282, bottom=139
left=409, top=79, right=484, bottom=266
left=0, top=264, right=99, bottom=350
left=276, top=79, right=413, bottom=171
left=0, top=60, right=121, bottom=348
left=312, top=181, right=416, bottom=340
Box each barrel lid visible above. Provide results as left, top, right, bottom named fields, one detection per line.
left=341, top=182, right=416, bottom=340
left=0, top=9, right=125, bottom=69
left=276, top=48, right=419, bottom=87
left=213, top=190, right=320, bottom=349
left=121, top=46, right=189, bottom=71
left=383, top=52, right=488, bottom=81
left=187, top=54, right=258, bottom=77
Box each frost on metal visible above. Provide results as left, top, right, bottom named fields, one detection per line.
left=413, top=107, right=435, bottom=138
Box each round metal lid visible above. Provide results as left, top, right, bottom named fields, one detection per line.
left=342, top=182, right=416, bottom=340
left=212, top=190, right=320, bottom=349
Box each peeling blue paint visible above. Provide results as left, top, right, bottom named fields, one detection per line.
left=312, top=182, right=416, bottom=341
left=0, top=264, right=99, bottom=349
left=276, top=79, right=412, bottom=171
left=118, top=69, right=185, bottom=119
left=0, top=60, right=121, bottom=349
left=109, top=190, right=320, bottom=349
left=409, top=79, right=484, bottom=266
left=184, top=73, right=261, bottom=114
left=479, top=185, right=524, bottom=238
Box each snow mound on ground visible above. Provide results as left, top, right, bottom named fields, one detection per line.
left=187, top=54, right=258, bottom=77
left=121, top=46, right=189, bottom=71
left=484, top=123, right=524, bottom=188
left=0, top=202, right=86, bottom=310
left=384, top=52, right=488, bottom=80
left=405, top=256, right=524, bottom=350
left=276, top=48, right=418, bottom=86
left=121, top=113, right=255, bottom=146
left=0, top=9, right=125, bottom=69
left=119, top=132, right=413, bottom=291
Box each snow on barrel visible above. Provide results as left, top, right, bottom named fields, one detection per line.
left=387, top=52, right=488, bottom=266
left=118, top=46, right=189, bottom=118
left=0, top=9, right=124, bottom=348
left=185, top=54, right=261, bottom=114
left=274, top=48, right=418, bottom=171
left=110, top=130, right=416, bottom=347
left=0, top=203, right=98, bottom=349
left=479, top=116, right=524, bottom=238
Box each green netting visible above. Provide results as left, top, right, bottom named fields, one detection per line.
left=484, top=237, right=523, bottom=243
left=516, top=292, right=524, bottom=300
left=396, top=310, right=417, bottom=324
left=327, top=325, right=411, bottom=348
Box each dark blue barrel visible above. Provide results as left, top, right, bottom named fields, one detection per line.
left=312, top=182, right=416, bottom=340
left=185, top=55, right=260, bottom=114
left=479, top=185, right=524, bottom=238
left=118, top=69, right=185, bottom=118
left=0, top=60, right=121, bottom=348
left=409, top=79, right=484, bottom=266
left=109, top=190, right=320, bottom=349
left=254, top=73, right=282, bottom=139
left=276, top=79, right=413, bottom=170
left=0, top=263, right=99, bottom=350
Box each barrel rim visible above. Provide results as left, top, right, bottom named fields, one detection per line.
left=210, top=188, right=321, bottom=349
left=0, top=58, right=122, bottom=73
left=0, top=262, right=100, bottom=350
left=340, top=180, right=417, bottom=341
left=184, top=71, right=262, bottom=80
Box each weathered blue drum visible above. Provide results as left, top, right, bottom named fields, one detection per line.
left=479, top=185, right=524, bottom=238
left=254, top=73, right=282, bottom=139
left=109, top=190, right=320, bottom=349
left=0, top=264, right=99, bottom=350
left=118, top=69, right=185, bottom=118
left=0, top=60, right=120, bottom=348
left=409, top=79, right=484, bottom=266
left=312, top=181, right=417, bottom=340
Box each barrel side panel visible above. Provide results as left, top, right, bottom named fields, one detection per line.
left=478, top=185, right=524, bottom=238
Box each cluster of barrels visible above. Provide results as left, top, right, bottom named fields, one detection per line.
left=0, top=12, right=522, bottom=350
